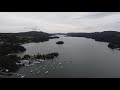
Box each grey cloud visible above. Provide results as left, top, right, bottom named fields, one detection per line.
left=84, top=12, right=117, bottom=18
left=0, top=12, right=120, bottom=33
left=75, top=12, right=119, bottom=20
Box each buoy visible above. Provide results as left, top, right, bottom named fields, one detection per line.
left=51, top=65, right=53, bottom=68
left=61, top=66, right=63, bottom=69
left=52, top=68, right=54, bottom=70
left=36, top=69, right=38, bottom=71
left=45, top=71, right=48, bottom=74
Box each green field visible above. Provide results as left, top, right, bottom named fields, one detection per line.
left=16, top=36, right=34, bottom=40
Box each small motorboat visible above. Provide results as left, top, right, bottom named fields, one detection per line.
left=45, top=71, right=48, bottom=74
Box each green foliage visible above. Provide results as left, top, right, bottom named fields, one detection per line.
left=108, top=42, right=120, bottom=49
left=35, top=52, right=59, bottom=59
left=16, top=36, right=33, bottom=40
left=22, top=54, right=31, bottom=60
left=0, top=55, right=20, bottom=72
left=16, top=36, right=34, bottom=43
left=0, top=43, right=26, bottom=56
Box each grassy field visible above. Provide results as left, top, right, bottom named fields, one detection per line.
left=16, top=36, right=34, bottom=40
left=16, top=36, right=34, bottom=43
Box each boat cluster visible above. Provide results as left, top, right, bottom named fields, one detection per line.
left=16, top=59, right=45, bottom=67
left=15, top=60, right=66, bottom=78
left=16, top=52, right=59, bottom=67
left=1, top=57, right=73, bottom=78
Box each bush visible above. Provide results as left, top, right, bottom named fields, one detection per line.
left=22, top=55, right=31, bottom=60
left=0, top=55, right=20, bottom=72
left=36, top=54, right=42, bottom=59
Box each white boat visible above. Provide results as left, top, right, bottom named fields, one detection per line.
left=30, top=70, right=33, bottom=73
left=45, top=71, right=48, bottom=74
left=21, top=75, right=26, bottom=78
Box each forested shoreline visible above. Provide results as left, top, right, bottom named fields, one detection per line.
left=67, top=31, right=120, bottom=50
left=0, top=31, right=59, bottom=74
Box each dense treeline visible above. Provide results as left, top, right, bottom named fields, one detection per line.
left=0, top=43, right=26, bottom=56
left=0, top=31, right=51, bottom=44
left=22, top=52, right=59, bottom=60
left=0, top=55, right=21, bottom=72
left=67, top=31, right=120, bottom=49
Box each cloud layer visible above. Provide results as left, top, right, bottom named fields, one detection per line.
left=0, top=12, right=120, bottom=33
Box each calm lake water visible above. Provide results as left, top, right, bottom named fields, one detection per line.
left=3, top=35, right=120, bottom=78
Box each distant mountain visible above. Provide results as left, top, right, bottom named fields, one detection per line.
left=15, top=31, right=50, bottom=36
left=51, top=33, right=67, bottom=35
left=67, top=31, right=120, bottom=42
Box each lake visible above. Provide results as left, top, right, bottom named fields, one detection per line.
left=3, top=35, right=120, bottom=78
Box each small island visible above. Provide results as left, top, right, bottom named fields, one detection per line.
left=56, top=41, right=64, bottom=44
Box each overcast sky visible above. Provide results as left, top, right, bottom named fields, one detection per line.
left=0, top=12, right=120, bottom=33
